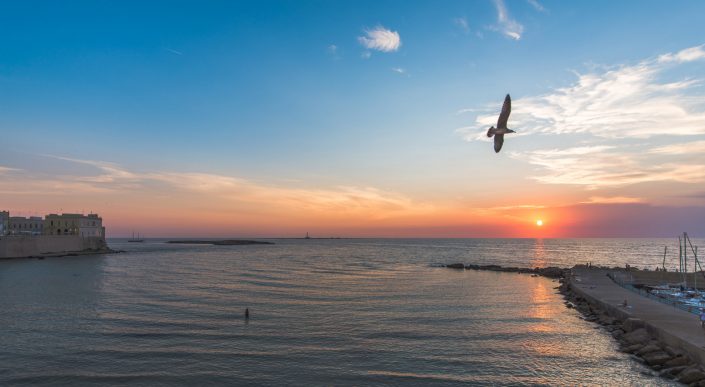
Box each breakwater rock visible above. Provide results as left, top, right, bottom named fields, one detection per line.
left=563, top=276, right=705, bottom=385
left=167, top=240, right=274, bottom=246
left=445, top=263, right=569, bottom=279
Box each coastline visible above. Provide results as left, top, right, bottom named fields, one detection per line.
left=446, top=263, right=705, bottom=385
left=0, top=247, right=121, bottom=260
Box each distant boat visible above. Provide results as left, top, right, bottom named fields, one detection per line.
left=128, top=232, right=144, bottom=243
left=305, top=232, right=311, bottom=239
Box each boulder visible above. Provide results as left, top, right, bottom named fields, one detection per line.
left=605, top=325, right=619, bottom=332
left=623, top=328, right=650, bottom=345
left=446, top=263, right=465, bottom=269
left=599, top=315, right=617, bottom=325
left=622, top=318, right=646, bottom=333
left=636, top=343, right=662, bottom=356
left=539, top=267, right=565, bottom=278
left=643, top=351, right=672, bottom=366
left=621, top=343, right=643, bottom=353
left=660, top=365, right=688, bottom=379
left=611, top=329, right=625, bottom=339
left=677, top=367, right=705, bottom=384
left=664, top=355, right=690, bottom=368
left=663, top=345, right=684, bottom=357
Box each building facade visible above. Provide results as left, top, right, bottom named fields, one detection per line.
left=0, top=211, right=8, bottom=236
left=8, top=216, right=44, bottom=236
left=43, top=213, right=104, bottom=237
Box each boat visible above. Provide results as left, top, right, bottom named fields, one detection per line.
left=128, top=232, right=144, bottom=243
left=305, top=232, right=311, bottom=239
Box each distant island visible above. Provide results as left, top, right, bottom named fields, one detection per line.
left=167, top=240, right=274, bottom=245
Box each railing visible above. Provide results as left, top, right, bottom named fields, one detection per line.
left=607, top=272, right=700, bottom=316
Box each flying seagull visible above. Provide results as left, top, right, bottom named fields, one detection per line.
left=486, top=94, right=515, bottom=153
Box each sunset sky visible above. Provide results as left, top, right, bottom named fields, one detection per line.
left=1, top=0, right=705, bottom=237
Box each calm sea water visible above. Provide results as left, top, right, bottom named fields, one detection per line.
left=2, top=238, right=698, bottom=386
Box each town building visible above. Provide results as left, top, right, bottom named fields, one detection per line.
left=0, top=210, right=109, bottom=259
left=8, top=216, right=44, bottom=235
left=0, top=211, right=8, bottom=236
left=43, top=213, right=104, bottom=237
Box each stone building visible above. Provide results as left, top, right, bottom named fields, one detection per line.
left=8, top=216, right=44, bottom=236
left=0, top=211, right=8, bottom=236
left=43, top=213, right=104, bottom=237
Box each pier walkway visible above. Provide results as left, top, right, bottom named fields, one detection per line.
left=571, top=267, right=705, bottom=364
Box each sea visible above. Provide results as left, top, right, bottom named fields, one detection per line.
left=2, top=237, right=701, bottom=386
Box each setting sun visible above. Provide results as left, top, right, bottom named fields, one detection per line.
left=536, top=219, right=544, bottom=227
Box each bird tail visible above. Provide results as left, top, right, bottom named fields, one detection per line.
left=487, top=126, right=496, bottom=138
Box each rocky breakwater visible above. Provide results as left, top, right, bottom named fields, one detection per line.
left=445, top=262, right=568, bottom=279
left=446, top=263, right=705, bottom=385
left=563, top=290, right=705, bottom=385
left=167, top=240, right=274, bottom=245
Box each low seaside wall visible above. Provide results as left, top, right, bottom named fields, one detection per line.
left=0, top=235, right=107, bottom=259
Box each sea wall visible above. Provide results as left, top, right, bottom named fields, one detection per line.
left=0, top=235, right=107, bottom=259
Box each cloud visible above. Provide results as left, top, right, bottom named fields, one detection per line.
left=492, top=0, right=523, bottom=40
left=650, top=140, right=705, bottom=155
left=458, top=44, right=705, bottom=188
left=0, top=166, right=20, bottom=174
left=526, top=0, right=546, bottom=12
left=0, top=155, right=435, bottom=221
left=164, top=48, right=183, bottom=56
left=358, top=26, right=401, bottom=52
left=510, top=146, right=705, bottom=187
left=658, top=45, right=705, bottom=63
left=327, top=44, right=337, bottom=55
left=453, top=17, right=470, bottom=34
left=581, top=196, right=645, bottom=204
left=391, top=67, right=408, bottom=76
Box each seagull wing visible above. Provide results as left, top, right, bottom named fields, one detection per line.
left=497, top=94, right=511, bottom=129
left=494, top=134, right=504, bottom=153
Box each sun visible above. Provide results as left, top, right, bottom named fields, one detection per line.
left=536, top=219, right=543, bottom=227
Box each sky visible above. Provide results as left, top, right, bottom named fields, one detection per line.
left=1, top=0, right=705, bottom=238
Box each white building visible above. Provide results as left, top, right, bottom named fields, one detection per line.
left=43, top=213, right=105, bottom=238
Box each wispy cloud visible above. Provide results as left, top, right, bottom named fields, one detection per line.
left=453, top=17, right=470, bottom=34
left=326, top=44, right=341, bottom=60
left=459, top=44, right=705, bottom=188
left=658, top=45, right=705, bottom=63
left=164, top=47, right=183, bottom=56
left=526, top=0, right=546, bottom=13
left=358, top=26, right=401, bottom=53
left=391, top=67, right=408, bottom=76
left=0, top=166, right=20, bottom=174
left=461, top=44, right=705, bottom=140
left=581, top=196, right=645, bottom=204
left=650, top=140, right=705, bottom=155
left=1, top=155, right=435, bottom=221
left=511, top=145, right=705, bottom=187
left=492, top=0, right=523, bottom=40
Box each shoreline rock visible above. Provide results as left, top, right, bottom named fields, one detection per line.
left=445, top=262, right=569, bottom=279
left=167, top=240, right=274, bottom=246
left=1, top=247, right=122, bottom=261
left=444, top=262, right=705, bottom=385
